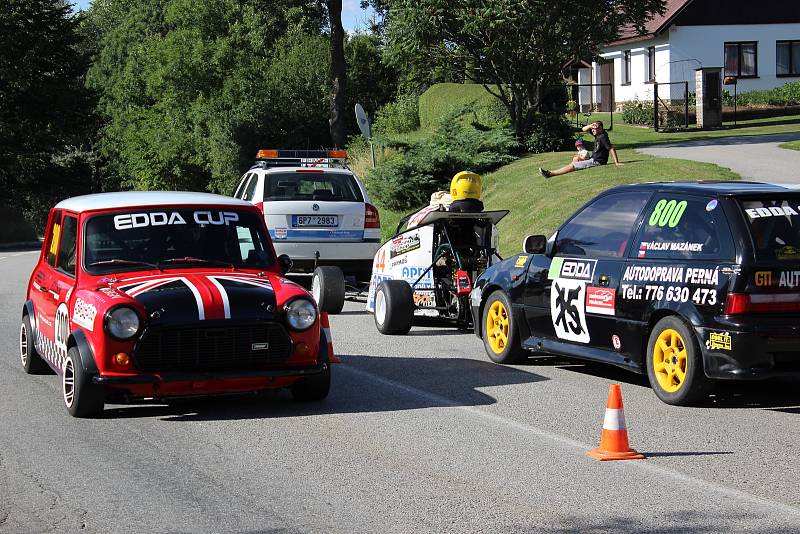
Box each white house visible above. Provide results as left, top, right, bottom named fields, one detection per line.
left=582, top=0, right=800, bottom=109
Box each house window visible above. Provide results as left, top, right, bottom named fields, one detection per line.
left=777, top=41, right=800, bottom=77
left=724, top=42, right=757, bottom=78
left=622, top=50, right=631, bottom=85
left=648, top=46, right=656, bottom=82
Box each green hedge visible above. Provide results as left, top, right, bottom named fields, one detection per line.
left=419, top=83, right=509, bottom=129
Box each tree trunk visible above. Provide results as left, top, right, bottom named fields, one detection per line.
left=328, top=0, right=347, bottom=148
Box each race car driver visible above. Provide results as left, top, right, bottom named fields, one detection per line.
left=448, top=171, right=484, bottom=213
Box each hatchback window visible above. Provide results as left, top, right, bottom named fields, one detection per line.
left=56, top=215, right=78, bottom=276
left=83, top=209, right=273, bottom=274
left=741, top=198, right=800, bottom=261
left=555, top=192, right=651, bottom=258
left=262, top=172, right=363, bottom=202
left=634, top=196, right=733, bottom=260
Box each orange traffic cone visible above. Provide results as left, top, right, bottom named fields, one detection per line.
left=320, top=312, right=341, bottom=363
left=587, top=384, right=645, bottom=461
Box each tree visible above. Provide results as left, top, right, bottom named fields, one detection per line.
left=327, top=0, right=348, bottom=148
left=385, top=0, right=666, bottom=140
left=0, top=0, right=99, bottom=229
left=86, top=0, right=328, bottom=193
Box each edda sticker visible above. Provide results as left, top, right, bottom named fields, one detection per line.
left=547, top=257, right=596, bottom=281
left=114, top=211, right=239, bottom=230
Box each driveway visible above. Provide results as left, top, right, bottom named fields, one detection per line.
left=637, top=132, right=800, bottom=185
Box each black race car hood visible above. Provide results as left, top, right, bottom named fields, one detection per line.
left=113, top=272, right=278, bottom=325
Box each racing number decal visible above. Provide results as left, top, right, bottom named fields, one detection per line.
left=550, top=278, right=590, bottom=344
left=648, top=199, right=687, bottom=228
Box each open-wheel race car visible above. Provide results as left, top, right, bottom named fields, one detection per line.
left=366, top=207, right=508, bottom=334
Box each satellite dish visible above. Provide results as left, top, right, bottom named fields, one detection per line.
left=355, top=103, right=372, bottom=140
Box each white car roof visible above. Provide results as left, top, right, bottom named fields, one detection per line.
left=257, top=167, right=355, bottom=175
left=55, top=191, right=251, bottom=213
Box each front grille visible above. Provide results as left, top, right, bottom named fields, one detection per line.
left=133, top=322, right=293, bottom=372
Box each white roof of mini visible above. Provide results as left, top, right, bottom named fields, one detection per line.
left=55, top=191, right=250, bottom=213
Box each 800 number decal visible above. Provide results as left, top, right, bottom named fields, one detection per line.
left=648, top=199, right=688, bottom=228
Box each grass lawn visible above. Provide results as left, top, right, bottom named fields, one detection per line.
left=780, top=140, right=800, bottom=151
left=360, top=113, right=799, bottom=253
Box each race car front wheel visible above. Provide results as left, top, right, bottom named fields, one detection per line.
left=63, top=347, right=104, bottom=418
left=20, top=315, right=48, bottom=374
left=482, top=291, right=526, bottom=364
left=646, top=316, right=710, bottom=406
left=374, top=280, right=413, bottom=335
left=312, top=266, right=346, bottom=314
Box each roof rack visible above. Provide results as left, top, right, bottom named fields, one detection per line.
left=252, top=149, right=349, bottom=170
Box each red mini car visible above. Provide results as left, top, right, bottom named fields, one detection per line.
left=20, top=192, right=334, bottom=417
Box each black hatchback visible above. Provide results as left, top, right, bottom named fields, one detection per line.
left=472, top=182, right=800, bottom=405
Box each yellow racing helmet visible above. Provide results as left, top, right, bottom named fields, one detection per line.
left=450, top=171, right=482, bottom=201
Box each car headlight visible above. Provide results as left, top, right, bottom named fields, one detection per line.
left=285, top=298, right=317, bottom=331
left=105, top=306, right=141, bottom=340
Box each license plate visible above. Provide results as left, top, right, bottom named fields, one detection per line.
left=292, top=215, right=338, bottom=227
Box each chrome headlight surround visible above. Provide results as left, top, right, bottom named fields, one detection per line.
left=104, top=305, right=141, bottom=341
left=284, top=298, right=317, bottom=331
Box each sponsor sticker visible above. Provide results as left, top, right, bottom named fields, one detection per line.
left=612, top=335, right=622, bottom=351
left=72, top=298, right=97, bottom=331
left=274, top=227, right=288, bottom=239
left=706, top=331, right=732, bottom=351
left=413, top=290, right=436, bottom=308
left=706, top=199, right=718, bottom=212
left=622, top=265, right=719, bottom=286
left=779, top=271, right=800, bottom=288
left=515, top=255, right=528, bottom=268
left=390, top=232, right=421, bottom=258
left=251, top=342, right=270, bottom=351
left=586, top=287, right=616, bottom=316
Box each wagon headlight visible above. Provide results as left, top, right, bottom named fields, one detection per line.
left=105, top=306, right=141, bottom=340
left=285, top=298, right=317, bottom=331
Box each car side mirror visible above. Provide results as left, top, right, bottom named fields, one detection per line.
left=278, top=254, right=293, bottom=274
left=522, top=234, right=547, bottom=255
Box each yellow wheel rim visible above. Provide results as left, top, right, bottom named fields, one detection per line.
left=486, top=300, right=510, bottom=355
left=652, top=328, right=688, bottom=393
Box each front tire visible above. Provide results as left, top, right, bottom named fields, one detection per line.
left=312, top=266, right=346, bottom=314
left=481, top=291, right=526, bottom=364
left=290, top=364, right=331, bottom=402
left=63, top=347, right=104, bottom=418
left=374, top=280, right=414, bottom=335
left=20, top=315, right=48, bottom=374
left=646, top=316, right=710, bottom=406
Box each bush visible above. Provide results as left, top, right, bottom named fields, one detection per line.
left=726, top=81, right=800, bottom=107
left=621, top=99, right=654, bottom=126
left=373, top=93, right=420, bottom=135
left=367, top=105, right=517, bottom=211
left=524, top=113, right=574, bottom=153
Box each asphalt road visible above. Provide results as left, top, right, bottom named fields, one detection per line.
left=2, top=249, right=800, bottom=533
left=637, top=132, right=800, bottom=185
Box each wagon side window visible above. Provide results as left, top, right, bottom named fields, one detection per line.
left=633, top=195, right=734, bottom=260
left=554, top=192, right=651, bottom=258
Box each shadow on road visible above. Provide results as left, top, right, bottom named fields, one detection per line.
left=101, top=355, right=549, bottom=421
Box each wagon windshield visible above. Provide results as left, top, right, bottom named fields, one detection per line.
left=83, top=208, right=274, bottom=274
left=740, top=198, right=800, bottom=262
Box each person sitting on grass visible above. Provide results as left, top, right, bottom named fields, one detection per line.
left=573, top=139, right=590, bottom=162
left=539, top=121, right=621, bottom=178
